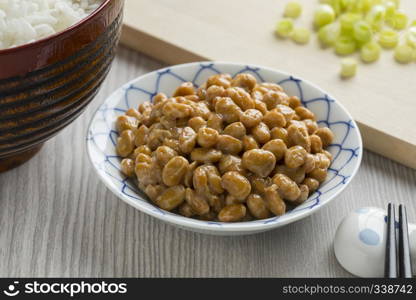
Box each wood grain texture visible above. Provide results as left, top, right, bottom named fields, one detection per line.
left=0, top=47, right=415, bottom=278
left=121, top=0, right=416, bottom=169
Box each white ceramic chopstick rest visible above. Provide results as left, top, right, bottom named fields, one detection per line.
left=334, top=207, right=416, bottom=277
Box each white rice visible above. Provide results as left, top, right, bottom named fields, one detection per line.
left=0, top=0, right=104, bottom=50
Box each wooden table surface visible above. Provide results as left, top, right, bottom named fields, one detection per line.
left=1, top=46, right=415, bottom=278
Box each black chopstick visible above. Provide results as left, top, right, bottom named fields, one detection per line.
left=385, top=203, right=398, bottom=278
left=398, top=205, right=412, bottom=278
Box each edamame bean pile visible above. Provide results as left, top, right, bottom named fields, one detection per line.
left=116, top=73, right=334, bottom=222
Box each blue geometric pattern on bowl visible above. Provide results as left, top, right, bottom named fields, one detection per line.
left=87, top=62, right=362, bottom=230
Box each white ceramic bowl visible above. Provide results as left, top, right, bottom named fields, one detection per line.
left=87, top=62, right=362, bottom=235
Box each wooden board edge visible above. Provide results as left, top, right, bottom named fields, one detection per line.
left=120, top=24, right=416, bottom=170
left=120, top=24, right=206, bottom=64
left=358, top=122, right=416, bottom=170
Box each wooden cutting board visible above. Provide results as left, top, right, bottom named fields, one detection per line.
left=121, top=0, right=416, bottom=169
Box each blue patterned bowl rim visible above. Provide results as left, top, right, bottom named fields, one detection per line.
left=86, top=61, right=363, bottom=233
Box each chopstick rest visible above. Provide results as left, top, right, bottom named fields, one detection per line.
left=334, top=206, right=415, bottom=277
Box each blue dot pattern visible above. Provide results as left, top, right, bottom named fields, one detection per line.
left=355, top=207, right=370, bottom=214
left=87, top=62, right=362, bottom=227
left=359, top=229, right=380, bottom=246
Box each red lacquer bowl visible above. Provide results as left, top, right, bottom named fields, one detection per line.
left=0, top=0, right=124, bottom=172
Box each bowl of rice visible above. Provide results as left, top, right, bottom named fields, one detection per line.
left=0, top=0, right=124, bottom=172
